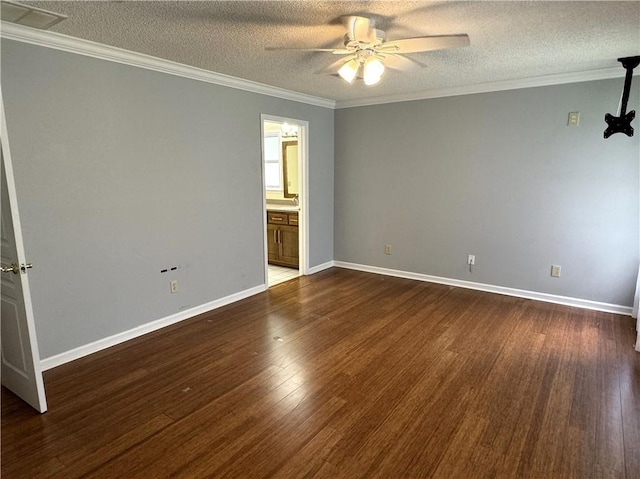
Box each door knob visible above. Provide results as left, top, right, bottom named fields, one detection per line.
left=1, top=263, right=20, bottom=274
left=21, top=263, right=33, bottom=272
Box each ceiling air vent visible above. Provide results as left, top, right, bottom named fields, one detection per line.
left=1, top=1, right=66, bottom=30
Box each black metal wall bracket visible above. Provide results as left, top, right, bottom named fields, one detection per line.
left=604, top=56, right=640, bottom=138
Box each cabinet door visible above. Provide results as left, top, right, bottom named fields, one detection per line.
left=267, top=224, right=279, bottom=263
left=278, top=225, right=299, bottom=267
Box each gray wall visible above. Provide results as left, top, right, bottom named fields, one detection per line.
left=335, top=80, right=639, bottom=306
left=2, top=40, right=334, bottom=358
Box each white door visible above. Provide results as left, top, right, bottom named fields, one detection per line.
left=1, top=124, right=47, bottom=412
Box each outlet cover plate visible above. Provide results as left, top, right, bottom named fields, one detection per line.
left=568, top=112, right=580, bottom=126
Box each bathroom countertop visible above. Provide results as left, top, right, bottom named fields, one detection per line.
left=266, top=205, right=300, bottom=212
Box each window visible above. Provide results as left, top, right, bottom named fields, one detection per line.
left=264, top=132, right=282, bottom=190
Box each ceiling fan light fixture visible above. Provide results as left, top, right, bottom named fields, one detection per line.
left=265, top=15, right=470, bottom=88
left=338, top=59, right=359, bottom=84
left=364, top=74, right=382, bottom=86
left=363, top=57, right=385, bottom=86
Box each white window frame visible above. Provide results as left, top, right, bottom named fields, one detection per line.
left=264, top=132, right=283, bottom=191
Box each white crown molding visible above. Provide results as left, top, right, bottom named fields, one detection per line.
left=0, top=22, right=633, bottom=112
left=333, top=261, right=633, bottom=316
left=40, top=284, right=267, bottom=371
left=0, top=22, right=336, bottom=110
left=335, top=67, right=632, bottom=109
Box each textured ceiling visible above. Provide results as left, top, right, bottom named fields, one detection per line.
left=18, top=1, right=640, bottom=103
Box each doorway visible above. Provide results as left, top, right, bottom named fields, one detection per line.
left=260, top=115, right=308, bottom=287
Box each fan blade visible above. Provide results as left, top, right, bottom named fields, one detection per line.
left=378, top=54, right=422, bottom=72
left=380, top=34, right=470, bottom=54
left=265, top=47, right=351, bottom=54
left=315, top=57, right=353, bottom=74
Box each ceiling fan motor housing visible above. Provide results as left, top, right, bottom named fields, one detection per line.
left=343, top=28, right=385, bottom=49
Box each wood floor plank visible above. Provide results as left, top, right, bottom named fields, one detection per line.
left=2, top=268, right=638, bottom=479
left=269, top=425, right=342, bottom=479
left=57, top=414, right=175, bottom=479
left=430, top=413, right=498, bottom=478
left=81, top=365, right=298, bottom=478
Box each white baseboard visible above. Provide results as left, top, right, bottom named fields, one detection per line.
left=40, top=284, right=267, bottom=371
left=307, top=260, right=335, bottom=275
left=41, top=262, right=633, bottom=370
left=334, top=261, right=633, bottom=316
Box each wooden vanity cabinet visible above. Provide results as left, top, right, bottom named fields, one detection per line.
left=267, top=211, right=299, bottom=268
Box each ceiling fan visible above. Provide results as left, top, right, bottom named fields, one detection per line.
left=266, top=16, right=470, bottom=86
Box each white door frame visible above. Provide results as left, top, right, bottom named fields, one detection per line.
left=260, top=114, right=309, bottom=286
left=0, top=89, right=47, bottom=412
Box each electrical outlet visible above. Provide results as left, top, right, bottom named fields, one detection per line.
left=551, top=265, right=561, bottom=278
left=467, top=255, right=475, bottom=266
left=385, top=244, right=392, bottom=255
left=567, top=112, right=580, bottom=126
left=170, top=279, right=179, bottom=293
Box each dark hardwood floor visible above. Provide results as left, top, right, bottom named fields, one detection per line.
left=2, top=268, right=639, bottom=478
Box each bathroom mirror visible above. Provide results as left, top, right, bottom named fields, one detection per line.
left=283, top=141, right=298, bottom=198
